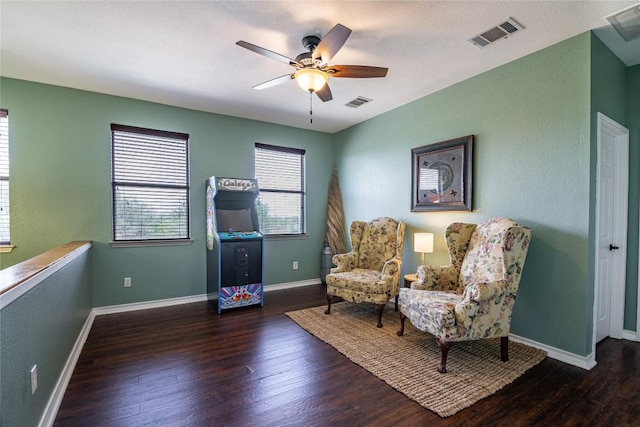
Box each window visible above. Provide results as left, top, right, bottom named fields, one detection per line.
left=0, top=109, right=9, bottom=246
left=254, top=143, right=306, bottom=236
left=111, top=124, right=190, bottom=243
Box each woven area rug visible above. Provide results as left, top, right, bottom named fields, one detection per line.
left=286, top=301, right=547, bottom=417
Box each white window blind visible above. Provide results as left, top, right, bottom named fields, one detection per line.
left=255, top=143, right=306, bottom=235
left=0, top=109, right=9, bottom=244
left=111, top=124, right=190, bottom=241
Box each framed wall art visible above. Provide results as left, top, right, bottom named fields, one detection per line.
left=411, top=135, right=474, bottom=212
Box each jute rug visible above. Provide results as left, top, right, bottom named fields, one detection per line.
left=286, top=301, right=547, bottom=417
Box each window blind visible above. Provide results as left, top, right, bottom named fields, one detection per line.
left=255, top=143, right=306, bottom=235
left=111, top=124, right=190, bottom=241
left=0, top=109, right=9, bottom=244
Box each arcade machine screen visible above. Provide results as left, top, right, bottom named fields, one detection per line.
left=215, top=208, right=254, bottom=233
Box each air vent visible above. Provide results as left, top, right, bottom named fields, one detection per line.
left=345, top=96, right=372, bottom=108
left=607, top=4, right=640, bottom=42
left=468, top=17, right=525, bottom=48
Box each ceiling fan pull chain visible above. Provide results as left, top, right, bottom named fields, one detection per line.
left=310, top=92, right=313, bottom=124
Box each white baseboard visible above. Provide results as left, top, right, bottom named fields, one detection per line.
left=509, top=333, right=597, bottom=370
left=93, top=279, right=322, bottom=315
left=38, top=310, right=96, bottom=427
left=264, top=278, right=322, bottom=291
left=623, top=329, right=639, bottom=341
left=93, top=293, right=209, bottom=316
left=511, top=330, right=640, bottom=371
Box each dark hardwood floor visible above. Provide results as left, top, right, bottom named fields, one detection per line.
left=55, top=285, right=640, bottom=426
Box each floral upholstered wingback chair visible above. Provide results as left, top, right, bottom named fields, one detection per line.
left=397, top=217, right=532, bottom=373
left=325, top=217, right=406, bottom=328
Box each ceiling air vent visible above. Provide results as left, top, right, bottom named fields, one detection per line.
left=607, top=4, right=640, bottom=42
left=345, top=96, right=372, bottom=108
left=469, top=17, right=525, bottom=48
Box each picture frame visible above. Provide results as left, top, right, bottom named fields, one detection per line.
left=411, top=135, right=474, bottom=212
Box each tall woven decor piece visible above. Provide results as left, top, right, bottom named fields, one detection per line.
left=326, top=170, right=347, bottom=254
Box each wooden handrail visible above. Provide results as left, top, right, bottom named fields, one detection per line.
left=0, top=241, right=92, bottom=296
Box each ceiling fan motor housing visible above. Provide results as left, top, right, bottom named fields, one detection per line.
left=295, top=52, right=322, bottom=68
left=302, top=35, right=321, bottom=51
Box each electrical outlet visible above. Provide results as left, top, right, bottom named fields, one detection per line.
left=293, top=261, right=298, bottom=270
left=30, top=365, right=38, bottom=395
left=124, top=277, right=131, bottom=287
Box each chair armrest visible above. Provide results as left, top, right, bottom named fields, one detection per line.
left=381, top=258, right=401, bottom=277
left=464, top=281, right=505, bottom=302
left=454, top=281, right=507, bottom=336
left=330, top=252, right=357, bottom=273
left=382, top=258, right=402, bottom=296
left=412, top=265, right=459, bottom=291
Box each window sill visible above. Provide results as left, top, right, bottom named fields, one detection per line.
left=0, top=245, right=16, bottom=253
left=110, top=239, right=193, bottom=248
left=263, top=234, right=308, bottom=241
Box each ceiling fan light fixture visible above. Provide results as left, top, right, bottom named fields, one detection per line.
left=294, top=68, right=328, bottom=92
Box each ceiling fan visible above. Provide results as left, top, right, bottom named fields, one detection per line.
left=236, top=23, right=388, bottom=103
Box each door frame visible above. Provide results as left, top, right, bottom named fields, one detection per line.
left=593, top=112, right=629, bottom=352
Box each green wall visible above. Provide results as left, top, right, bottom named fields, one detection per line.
left=0, top=78, right=334, bottom=307
left=589, top=33, right=640, bottom=333
left=0, top=249, right=92, bottom=427
left=626, top=64, right=640, bottom=330
left=589, top=32, right=631, bottom=338
left=334, top=33, right=594, bottom=355
left=591, top=33, right=629, bottom=126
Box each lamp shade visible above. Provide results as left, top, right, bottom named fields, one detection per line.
left=414, top=233, right=434, bottom=253
left=294, top=68, right=328, bottom=93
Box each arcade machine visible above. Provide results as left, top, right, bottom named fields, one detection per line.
left=206, top=176, right=263, bottom=314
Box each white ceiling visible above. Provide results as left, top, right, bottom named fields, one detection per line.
left=1, top=1, right=639, bottom=134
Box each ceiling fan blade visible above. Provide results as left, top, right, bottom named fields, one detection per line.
left=315, top=84, right=333, bottom=102
left=325, top=65, right=388, bottom=78
left=236, top=41, right=300, bottom=67
left=253, top=74, right=295, bottom=90
left=312, top=24, right=352, bottom=64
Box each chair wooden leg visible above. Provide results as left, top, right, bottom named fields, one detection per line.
left=373, top=303, right=384, bottom=328
left=324, top=294, right=333, bottom=315
left=436, top=337, right=451, bottom=373
left=394, top=295, right=399, bottom=311
left=397, top=313, right=406, bottom=336
left=501, top=336, right=509, bottom=362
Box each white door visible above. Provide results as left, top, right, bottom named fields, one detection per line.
left=594, top=113, right=629, bottom=344
left=595, top=125, right=616, bottom=342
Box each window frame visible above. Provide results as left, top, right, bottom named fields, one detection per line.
left=110, top=123, right=192, bottom=247
left=0, top=109, right=13, bottom=252
left=254, top=142, right=306, bottom=238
